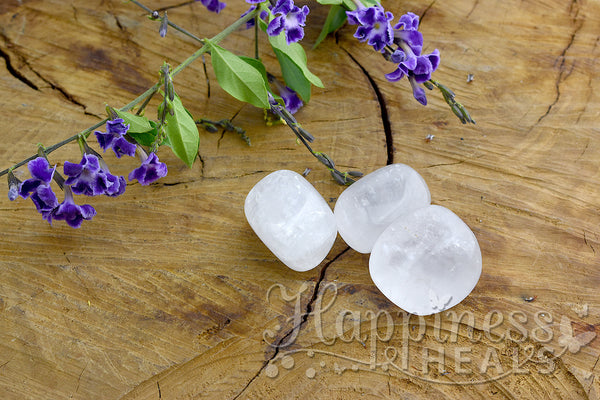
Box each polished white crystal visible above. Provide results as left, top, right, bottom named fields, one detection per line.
left=334, top=164, right=431, bottom=253
left=369, top=205, right=482, bottom=316
left=245, top=170, right=337, bottom=272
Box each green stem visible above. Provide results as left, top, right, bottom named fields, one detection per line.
left=0, top=8, right=258, bottom=178
left=254, top=16, right=259, bottom=59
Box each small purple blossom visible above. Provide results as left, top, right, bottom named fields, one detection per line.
left=346, top=6, right=394, bottom=52
left=278, top=85, right=303, bottom=114
left=19, top=157, right=55, bottom=197
left=31, top=184, right=60, bottom=223
left=394, top=12, right=419, bottom=31
left=196, top=0, right=226, bottom=13
left=412, top=49, right=440, bottom=83
left=241, top=6, right=267, bottom=29
left=394, top=29, right=423, bottom=56
left=381, top=12, right=441, bottom=105
left=52, top=186, right=96, bottom=228
left=95, top=118, right=137, bottom=158
left=17, top=157, right=59, bottom=223
left=63, top=153, right=126, bottom=197
left=267, top=0, right=309, bottom=45
left=128, top=149, right=168, bottom=186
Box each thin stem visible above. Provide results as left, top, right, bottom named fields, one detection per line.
left=254, top=16, right=259, bottom=59
left=129, top=0, right=204, bottom=43
left=0, top=8, right=259, bottom=178
left=135, top=87, right=158, bottom=115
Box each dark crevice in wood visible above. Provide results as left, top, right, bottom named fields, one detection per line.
left=0, top=47, right=39, bottom=91
left=232, top=247, right=350, bottom=399
left=343, top=49, right=394, bottom=165
left=420, top=0, right=437, bottom=24
left=0, top=34, right=100, bottom=118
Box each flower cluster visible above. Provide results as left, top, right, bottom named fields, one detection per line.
left=9, top=118, right=168, bottom=228
left=347, top=7, right=440, bottom=105
left=245, top=0, right=309, bottom=45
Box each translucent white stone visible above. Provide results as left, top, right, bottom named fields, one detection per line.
left=334, top=164, right=431, bottom=253
left=369, top=205, right=482, bottom=316
left=244, top=170, right=337, bottom=272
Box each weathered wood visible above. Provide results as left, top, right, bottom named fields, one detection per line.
left=0, top=0, right=598, bottom=399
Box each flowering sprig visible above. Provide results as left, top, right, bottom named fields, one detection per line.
left=2, top=0, right=475, bottom=228
left=313, top=0, right=473, bottom=120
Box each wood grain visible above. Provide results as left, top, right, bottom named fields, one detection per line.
left=0, top=0, right=598, bottom=399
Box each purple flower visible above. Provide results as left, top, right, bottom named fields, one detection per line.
left=17, top=157, right=60, bottom=223
left=242, top=6, right=268, bottom=30
left=64, top=153, right=126, bottom=197
left=19, top=157, right=61, bottom=221
left=278, top=85, right=303, bottom=114
left=394, top=29, right=423, bottom=56
left=385, top=48, right=417, bottom=82
left=267, top=0, right=309, bottom=45
left=347, top=6, right=394, bottom=52
left=394, top=12, right=419, bottom=31
left=52, top=186, right=96, bottom=228
left=19, top=157, right=55, bottom=197
left=95, top=118, right=137, bottom=158
left=196, top=0, right=226, bottom=14
left=412, top=49, right=440, bottom=83
left=382, top=12, right=440, bottom=105
left=128, top=150, right=168, bottom=186
left=31, top=184, right=60, bottom=223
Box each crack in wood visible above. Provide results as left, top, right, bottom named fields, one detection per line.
left=535, top=22, right=584, bottom=126
left=342, top=49, right=394, bottom=165
left=0, top=46, right=39, bottom=90
left=0, top=33, right=101, bottom=118
left=420, top=0, right=437, bottom=24
left=466, top=0, right=480, bottom=19
left=231, top=247, right=350, bottom=399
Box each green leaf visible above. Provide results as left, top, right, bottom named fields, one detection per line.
left=360, top=0, right=381, bottom=7
left=238, top=56, right=270, bottom=92
left=272, top=49, right=312, bottom=101
left=206, top=41, right=270, bottom=108
left=269, top=33, right=323, bottom=90
left=112, top=109, right=153, bottom=134
left=127, top=130, right=156, bottom=147
left=313, top=5, right=348, bottom=49
left=238, top=56, right=283, bottom=102
left=316, top=0, right=342, bottom=4
left=165, top=96, right=199, bottom=167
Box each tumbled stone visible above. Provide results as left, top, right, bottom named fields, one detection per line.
left=244, top=170, right=337, bottom=272
left=369, top=205, right=482, bottom=316
left=334, top=164, right=431, bottom=253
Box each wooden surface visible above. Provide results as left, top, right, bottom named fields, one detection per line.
left=0, top=0, right=599, bottom=398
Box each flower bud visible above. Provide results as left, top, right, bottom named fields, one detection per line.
left=7, top=170, right=21, bottom=201
left=159, top=12, right=168, bottom=37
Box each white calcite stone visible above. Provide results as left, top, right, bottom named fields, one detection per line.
left=245, top=170, right=337, bottom=272
left=369, top=205, right=482, bottom=316
left=334, top=164, right=431, bottom=253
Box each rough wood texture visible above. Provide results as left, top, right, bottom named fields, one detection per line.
left=0, top=0, right=598, bottom=399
